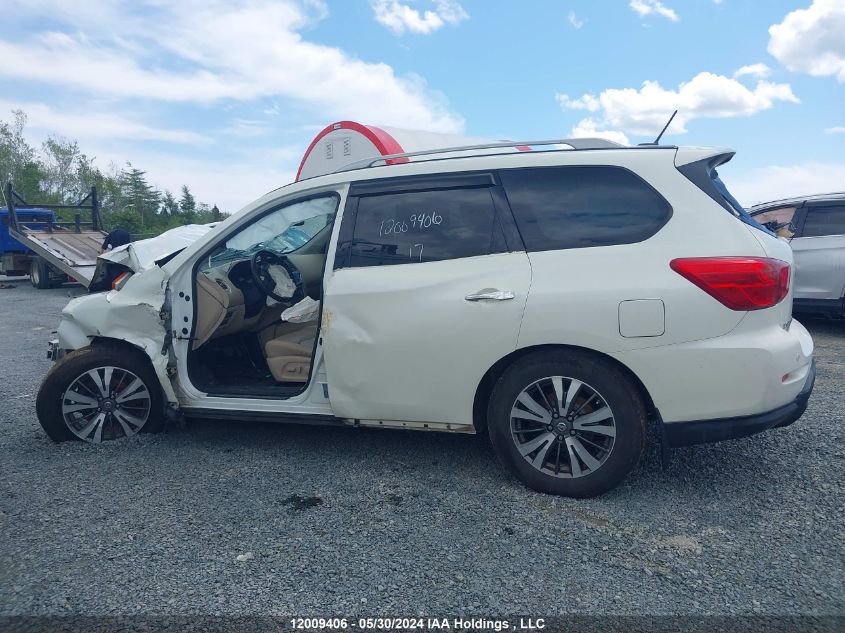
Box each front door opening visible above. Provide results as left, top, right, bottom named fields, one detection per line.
left=187, top=194, right=338, bottom=397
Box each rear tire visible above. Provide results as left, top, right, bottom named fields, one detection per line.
left=36, top=346, right=165, bottom=443
left=30, top=257, right=50, bottom=289
left=488, top=350, right=646, bottom=498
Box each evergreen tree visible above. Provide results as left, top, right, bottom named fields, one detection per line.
left=161, top=190, right=179, bottom=216
left=120, top=163, right=160, bottom=227
left=179, top=185, right=196, bottom=214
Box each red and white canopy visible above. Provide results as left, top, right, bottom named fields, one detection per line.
left=296, top=120, right=527, bottom=181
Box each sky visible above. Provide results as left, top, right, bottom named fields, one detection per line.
left=1, top=0, right=843, bottom=211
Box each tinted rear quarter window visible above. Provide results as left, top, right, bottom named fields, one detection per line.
left=500, top=166, right=671, bottom=252
left=802, top=205, right=845, bottom=237
left=348, top=187, right=504, bottom=267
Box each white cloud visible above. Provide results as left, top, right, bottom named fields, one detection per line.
left=569, top=118, right=630, bottom=145
left=568, top=11, right=584, bottom=29
left=221, top=119, right=272, bottom=139
left=769, top=0, right=845, bottom=83
left=629, top=0, right=679, bottom=22
left=557, top=69, right=799, bottom=136
left=733, top=63, right=771, bottom=79
left=0, top=0, right=464, bottom=133
left=825, top=126, right=845, bottom=134
left=0, top=100, right=210, bottom=145
left=371, top=0, right=468, bottom=35
left=555, top=93, right=600, bottom=112
left=728, top=163, right=845, bottom=207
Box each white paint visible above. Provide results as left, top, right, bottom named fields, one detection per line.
left=51, top=142, right=814, bottom=436
left=98, top=223, right=217, bottom=273
left=297, top=123, right=490, bottom=181
left=618, top=300, right=665, bottom=338
left=298, top=128, right=382, bottom=181
left=321, top=252, right=531, bottom=428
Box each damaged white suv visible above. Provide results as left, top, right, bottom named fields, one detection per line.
left=36, top=139, right=815, bottom=497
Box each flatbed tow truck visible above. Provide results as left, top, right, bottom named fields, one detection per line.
left=1, top=183, right=107, bottom=289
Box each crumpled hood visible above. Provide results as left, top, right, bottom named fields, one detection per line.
left=98, top=223, right=217, bottom=273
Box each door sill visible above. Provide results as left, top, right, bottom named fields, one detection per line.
left=181, top=407, right=343, bottom=426
left=197, top=383, right=308, bottom=399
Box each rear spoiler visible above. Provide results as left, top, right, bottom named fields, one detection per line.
left=675, top=147, right=773, bottom=235
left=674, top=148, right=737, bottom=216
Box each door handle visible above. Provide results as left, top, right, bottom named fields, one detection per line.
left=465, top=290, right=515, bottom=302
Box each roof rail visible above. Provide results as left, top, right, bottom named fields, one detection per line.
left=749, top=191, right=845, bottom=209
left=332, top=137, right=626, bottom=174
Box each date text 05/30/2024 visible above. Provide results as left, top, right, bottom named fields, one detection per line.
left=289, top=617, right=546, bottom=631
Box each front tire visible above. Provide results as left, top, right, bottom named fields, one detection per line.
left=488, top=350, right=646, bottom=498
left=36, top=346, right=164, bottom=443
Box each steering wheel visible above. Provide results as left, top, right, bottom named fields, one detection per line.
left=249, top=249, right=306, bottom=304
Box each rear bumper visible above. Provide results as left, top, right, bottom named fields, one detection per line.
left=662, top=358, right=815, bottom=448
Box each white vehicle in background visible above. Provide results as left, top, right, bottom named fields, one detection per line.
left=35, top=133, right=815, bottom=498
left=750, top=193, right=845, bottom=317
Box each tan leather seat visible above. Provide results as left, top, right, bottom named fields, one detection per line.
left=264, top=323, right=317, bottom=383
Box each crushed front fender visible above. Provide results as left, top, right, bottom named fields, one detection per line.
left=56, top=266, right=177, bottom=404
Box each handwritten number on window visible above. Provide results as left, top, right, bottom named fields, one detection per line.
left=379, top=212, right=442, bottom=237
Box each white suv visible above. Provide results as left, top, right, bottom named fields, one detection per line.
left=36, top=139, right=816, bottom=497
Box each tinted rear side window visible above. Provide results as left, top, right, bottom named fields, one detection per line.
left=348, top=187, right=503, bottom=267
left=802, top=205, right=845, bottom=237
left=499, top=166, right=671, bottom=251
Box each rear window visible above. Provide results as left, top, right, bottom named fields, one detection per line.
left=802, top=205, right=845, bottom=237
left=711, top=170, right=772, bottom=235
left=499, top=166, right=671, bottom=252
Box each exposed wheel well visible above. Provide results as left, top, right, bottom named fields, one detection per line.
left=88, top=336, right=167, bottom=405
left=90, top=336, right=151, bottom=359
left=472, top=344, right=658, bottom=435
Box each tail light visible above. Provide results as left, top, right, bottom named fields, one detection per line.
left=111, top=271, right=132, bottom=291
left=670, top=257, right=790, bottom=311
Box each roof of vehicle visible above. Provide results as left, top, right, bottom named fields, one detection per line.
left=749, top=192, right=845, bottom=212
left=248, top=139, right=734, bottom=214
left=322, top=137, right=684, bottom=176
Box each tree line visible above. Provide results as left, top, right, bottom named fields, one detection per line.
left=0, top=110, right=225, bottom=237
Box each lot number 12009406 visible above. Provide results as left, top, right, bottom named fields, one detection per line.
left=379, top=211, right=442, bottom=236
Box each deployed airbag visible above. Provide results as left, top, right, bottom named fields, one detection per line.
left=282, top=296, right=319, bottom=323
left=266, top=264, right=297, bottom=305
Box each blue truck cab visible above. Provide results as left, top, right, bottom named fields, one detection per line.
left=0, top=207, right=57, bottom=276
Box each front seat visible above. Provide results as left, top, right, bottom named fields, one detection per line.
left=264, top=323, right=318, bottom=383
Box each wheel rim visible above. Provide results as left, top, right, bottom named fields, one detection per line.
left=31, top=262, right=40, bottom=285
left=510, top=376, right=616, bottom=479
left=61, top=366, right=151, bottom=443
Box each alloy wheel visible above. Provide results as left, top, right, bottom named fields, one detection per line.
left=510, top=376, right=616, bottom=478
left=61, top=366, right=152, bottom=443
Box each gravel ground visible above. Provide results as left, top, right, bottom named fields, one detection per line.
left=0, top=276, right=843, bottom=617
